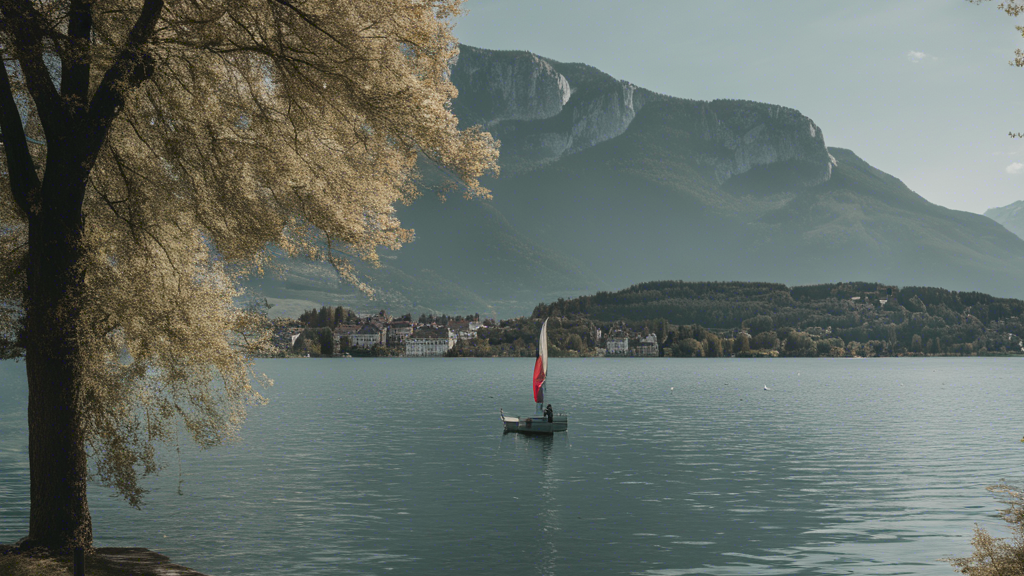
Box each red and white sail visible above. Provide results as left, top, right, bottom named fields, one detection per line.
left=533, top=319, right=548, bottom=403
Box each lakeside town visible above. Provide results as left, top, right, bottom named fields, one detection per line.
left=272, top=309, right=490, bottom=357
left=271, top=307, right=659, bottom=358
left=270, top=281, right=1024, bottom=359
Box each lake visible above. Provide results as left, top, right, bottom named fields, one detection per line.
left=1, top=358, right=1021, bottom=575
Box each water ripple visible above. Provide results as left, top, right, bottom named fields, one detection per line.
left=1, top=358, right=1022, bottom=575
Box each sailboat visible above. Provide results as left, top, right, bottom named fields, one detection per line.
left=501, top=318, right=569, bottom=434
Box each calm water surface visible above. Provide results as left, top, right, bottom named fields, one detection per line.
left=1, top=358, right=1022, bottom=575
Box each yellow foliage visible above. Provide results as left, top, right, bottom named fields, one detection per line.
left=0, top=0, right=497, bottom=505
left=947, top=484, right=1024, bottom=575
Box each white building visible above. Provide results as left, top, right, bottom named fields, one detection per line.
left=386, top=321, right=415, bottom=346
left=606, top=335, right=629, bottom=356
left=636, top=333, right=658, bottom=357
left=448, top=320, right=483, bottom=341
left=406, top=327, right=457, bottom=357
left=351, top=323, right=385, bottom=348
left=333, top=324, right=360, bottom=353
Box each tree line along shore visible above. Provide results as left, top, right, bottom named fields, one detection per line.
left=270, top=281, right=1024, bottom=358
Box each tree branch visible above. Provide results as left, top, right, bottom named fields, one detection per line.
left=0, top=60, right=39, bottom=216
left=0, top=0, right=70, bottom=137
left=84, top=0, right=163, bottom=161
left=60, top=0, right=94, bottom=111
left=267, top=0, right=346, bottom=48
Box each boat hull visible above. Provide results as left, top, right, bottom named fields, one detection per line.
left=501, top=414, right=568, bottom=434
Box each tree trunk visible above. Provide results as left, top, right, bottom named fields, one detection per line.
left=24, top=173, right=92, bottom=550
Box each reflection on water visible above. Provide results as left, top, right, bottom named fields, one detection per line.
left=499, top=432, right=566, bottom=575
left=1, top=357, right=1022, bottom=575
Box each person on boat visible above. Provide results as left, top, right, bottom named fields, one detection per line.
left=544, top=404, right=553, bottom=423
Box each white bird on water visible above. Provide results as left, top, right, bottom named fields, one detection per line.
left=763, top=385, right=771, bottom=391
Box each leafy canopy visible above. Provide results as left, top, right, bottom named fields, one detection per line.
left=0, top=0, right=497, bottom=505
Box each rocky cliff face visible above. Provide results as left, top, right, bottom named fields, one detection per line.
left=452, top=45, right=835, bottom=185
left=562, top=81, right=652, bottom=155
left=489, top=80, right=654, bottom=165
left=685, top=100, right=837, bottom=186
left=451, top=46, right=570, bottom=125
left=452, top=45, right=661, bottom=172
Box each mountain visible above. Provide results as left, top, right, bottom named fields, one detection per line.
left=244, top=190, right=602, bottom=319
left=985, top=200, right=1024, bottom=240
left=248, top=44, right=1024, bottom=319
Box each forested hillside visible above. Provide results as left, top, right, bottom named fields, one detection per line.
left=524, top=281, right=1024, bottom=357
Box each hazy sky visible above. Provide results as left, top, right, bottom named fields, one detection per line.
left=453, top=0, right=1024, bottom=215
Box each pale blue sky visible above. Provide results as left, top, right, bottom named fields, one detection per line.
left=453, top=0, right=1024, bottom=214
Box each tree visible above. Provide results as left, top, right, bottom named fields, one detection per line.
left=785, top=332, right=812, bottom=354
left=316, top=306, right=333, bottom=329
left=564, top=333, right=583, bottom=352
left=704, top=333, right=723, bottom=357
left=733, top=332, right=751, bottom=353
left=886, top=324, right=898, bottom=350
left=867, top=339, right=885, bottom=357
left=947, top=483, right=1024, bottom=575
left=742, top=314, right=773, bottom=335
left=905, top=295, right=927, bottom=314
left=0, top=0, right=497, bottom=550
left=673, top=338, right=704, bottom=358
left=751, top=330, right=779, bottom=351
left=314, top=327, right=334, bottom=356
left=654, top=318, right=668, bottom=344
left=970, top=0, right=1024, bottom=138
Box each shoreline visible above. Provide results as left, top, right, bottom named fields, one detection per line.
left=255, top=353, right=1024, bottom=359
left=0, top=546, right=210, bottom=576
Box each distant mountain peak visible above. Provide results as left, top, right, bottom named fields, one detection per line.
left=986, top=199, right=1024, bottom=240
left=987, top=199, right=1024, bottom=219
